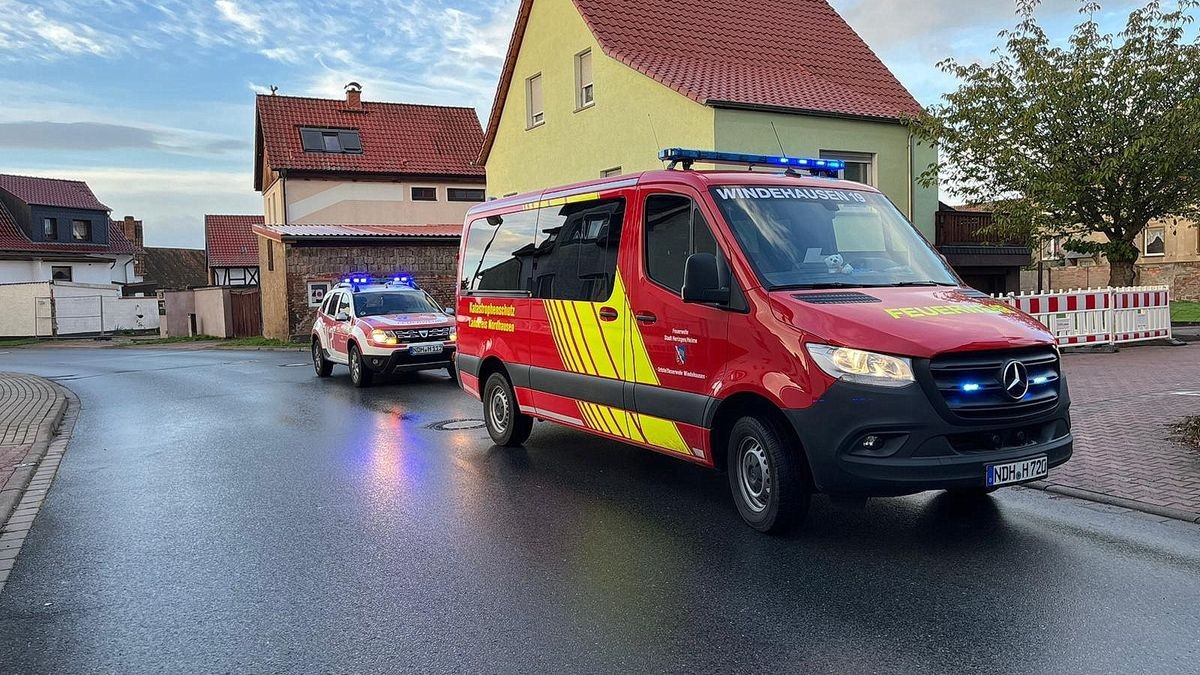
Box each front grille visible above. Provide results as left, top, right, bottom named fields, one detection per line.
left=792, top=292, right=881, bottom=305
left=927, top=347, right=1061, bottom=421
left=390, top=327, right=451, bottom=341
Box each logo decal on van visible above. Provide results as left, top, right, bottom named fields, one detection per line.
left=675, top=345, right=687, bottom=365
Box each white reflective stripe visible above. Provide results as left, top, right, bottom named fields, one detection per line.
left=533, top=409, right=584, bottom=427
left=518, top=405, right=536, bottom=414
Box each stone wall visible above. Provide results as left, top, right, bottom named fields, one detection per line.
left=1020, top=261, right=1200, bottom=300
left=283, top=241, right=460, bottom=340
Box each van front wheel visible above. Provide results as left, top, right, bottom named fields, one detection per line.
left=483, top=372, right=532, bottom=447
left=727, top=416, right=811, bottom=533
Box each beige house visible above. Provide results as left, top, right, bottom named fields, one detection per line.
left=252, top=83, right=486, bottom=340
left=254, top=83, right=486, bottom=229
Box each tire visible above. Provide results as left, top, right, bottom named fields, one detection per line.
left=312, top=338, right=333, bottom=378
left=483, top=372, right=532, bottom=446
left=727, top=415, right=811, bottom=533
left=348, top=344, right=374, bottom=388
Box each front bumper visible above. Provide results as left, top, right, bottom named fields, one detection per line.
left=784, top=379, right=1072, bottom=497
left=360, top=344, right=456, bottom=374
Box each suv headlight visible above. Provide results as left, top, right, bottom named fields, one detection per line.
left=370, top=329, right=397, bottom=346
left=805, top=344, right=914, bottom=388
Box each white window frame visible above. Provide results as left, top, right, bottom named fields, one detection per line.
left=526, top=73, right=544, bottom=128
left=819, top=150, right=876, bottom=187
left=307, top=281, right=331, bottom=307
left=575, top=49, right=594, bottom=110
left=1041, top=235, right=1063, bottom=262
left=1144, top=226, right=1166, bottom=257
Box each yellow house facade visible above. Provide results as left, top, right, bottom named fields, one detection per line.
left=481, top=0, right=938, bottom=238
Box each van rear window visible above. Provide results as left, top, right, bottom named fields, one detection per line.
left=461, top=197, right=626, bottom=300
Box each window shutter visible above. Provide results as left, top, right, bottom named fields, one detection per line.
left=528, top=74, right=544, bottom=125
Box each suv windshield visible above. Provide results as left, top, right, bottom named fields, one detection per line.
left=354, top=291, right=442, bottom=318
left=710, top=186, right=959, bottom=289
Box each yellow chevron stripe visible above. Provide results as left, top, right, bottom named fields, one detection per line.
left=546, top=302, right=581, bottom=373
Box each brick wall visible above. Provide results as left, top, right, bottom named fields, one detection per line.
left=282, top=240, right=460, bottom=340
left=1020, top=261, right=1200, bottom=300
left=119, top=216, right=145, bottom=276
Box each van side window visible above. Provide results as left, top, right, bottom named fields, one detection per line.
left=644, top=194, right=717, bottom=293
left=461, top=210, right=539, bottom=294
left=531, top=198, right=625, bottom=302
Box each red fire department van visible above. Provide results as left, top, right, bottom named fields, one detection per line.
left=454, top=149, right=1072, bottom=532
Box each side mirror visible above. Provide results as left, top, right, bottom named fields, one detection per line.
left=681, top=252, right=729, bottom=305
left=444, top=307, right=456, bottom=316
left=334, top=311, right=351, bottom=322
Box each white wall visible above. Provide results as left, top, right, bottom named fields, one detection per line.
left=0, top=259, right=118, bottom=286
left=0, top=282, right=48, bottom=337
left=0, top=281, right=158, bottom=336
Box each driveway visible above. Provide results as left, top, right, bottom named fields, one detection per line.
left=0, top=347, right=1198, bottom=673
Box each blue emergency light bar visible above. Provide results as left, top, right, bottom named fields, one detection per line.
left=659, top=148, right=846, bottom=176
left=338, top=274, right=417, bottom=289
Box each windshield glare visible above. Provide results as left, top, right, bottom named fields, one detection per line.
left=354, top=291, right=442, bottom=318
left=710, top=186, right=959, bottom=289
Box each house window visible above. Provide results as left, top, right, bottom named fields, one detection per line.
left=819, top=151, right=875, bottom=186
left=43, top=218, right=58, bottom=240
left=51, top=266, right=72, bottom=282
left=1144, top=226, right=1166, bottom=257
left=447, top=188, right=486, bottom=202
left=526, top=73, right=544, bottom=128
left=71, top=219, right=91, bottom=241
left=267, top=241, right=275, bottom=271
left=299, top=128, right=363, bottom=154
left=576, top=50, right=594, bottom=109
left=412, top=187, right=438, bottom=201
left=601, top=167, right=622, bottom=178
left=307, top=281, right=331, bottom=307
left=1041, top=236, right=1063, bottom=261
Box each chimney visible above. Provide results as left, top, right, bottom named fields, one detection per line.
left=345, top=81, right=363, bottom=111
left=120, top=215, right=146, bottom=277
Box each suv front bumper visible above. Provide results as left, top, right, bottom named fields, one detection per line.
left=360, top=344, right=457, bottom=374
left=784, top=379, right=1072, bottom=497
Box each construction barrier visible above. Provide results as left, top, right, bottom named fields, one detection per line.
left=993, top=286, right=1172, bottom=347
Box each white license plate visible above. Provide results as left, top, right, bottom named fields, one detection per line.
left=986, top=456, right=1048, bottom=487
left=409, top=343, right=444, bottom=356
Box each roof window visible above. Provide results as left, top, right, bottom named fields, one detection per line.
left=299, top=128, right=363, bottom=154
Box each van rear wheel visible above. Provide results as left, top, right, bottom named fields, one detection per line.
left=727, top=415, right=810, bottom=533
left=483, top=372, right=532, bottom=447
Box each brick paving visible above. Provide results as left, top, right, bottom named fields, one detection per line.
left=1055, top=345, right=1200, bottom=516
left=0, top=374, right=63, bottom=489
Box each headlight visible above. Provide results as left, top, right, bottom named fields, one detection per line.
left=805, top=344, right=914, bottom=388
left=449, top=329, right=458, bottom=342
left=370, top=329, right=397, bottom=346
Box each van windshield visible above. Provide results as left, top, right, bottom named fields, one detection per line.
left=709, top=186, right=959, bottom=289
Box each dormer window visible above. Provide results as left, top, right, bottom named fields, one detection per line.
left=299, top=128, right=363, bottom=154
left=71, top=219, right=91, bottom=241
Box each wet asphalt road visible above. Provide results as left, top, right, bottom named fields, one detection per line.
left=0, top=347, right=1198, bottom=674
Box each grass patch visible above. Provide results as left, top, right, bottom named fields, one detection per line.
left=1170, top=416, right=1200, bottom=450
left=132, top=335, right=298, bottom=349
left=1172, top=301, right=1200, bottom=323
left=0, top=337, right=40, bottom=348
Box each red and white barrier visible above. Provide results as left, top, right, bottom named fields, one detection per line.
left=993, top=286, right=1173, bottom=347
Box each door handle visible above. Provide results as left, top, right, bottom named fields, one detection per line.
left=635, top=311, right=657, bottom=324
left=598, top=307, right=619, bottom=322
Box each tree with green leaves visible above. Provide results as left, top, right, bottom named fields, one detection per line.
left=909, top=0, right=1200, bottom=286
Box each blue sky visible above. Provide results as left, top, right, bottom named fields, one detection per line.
left=0, top=0, right=1151, bottom=247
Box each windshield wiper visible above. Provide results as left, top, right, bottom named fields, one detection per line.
left=772, top=282, right=890, bottom=290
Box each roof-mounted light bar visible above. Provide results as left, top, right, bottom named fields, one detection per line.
left=334, top=274, right=419, bottom=291
left=658, top=148, right=845, bottom=177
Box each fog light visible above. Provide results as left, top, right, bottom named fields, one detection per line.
left=849, top=433, right=906, bottom=458
left=861, top=435, right=882, bottom=450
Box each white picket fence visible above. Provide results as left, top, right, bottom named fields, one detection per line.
left=992, top=286, right=1173, bottom=347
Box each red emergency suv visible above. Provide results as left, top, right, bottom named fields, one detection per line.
left=312, top=276, right=456, bottom=387
left=453, top=150, right=1072, bottom=532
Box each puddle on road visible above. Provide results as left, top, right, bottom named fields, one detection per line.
left=429, top=419, right=486, bottom=431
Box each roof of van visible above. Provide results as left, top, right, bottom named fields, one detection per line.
left=469, top=169, right=882, bottom=216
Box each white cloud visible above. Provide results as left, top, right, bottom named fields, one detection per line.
left=0, top=0, right=123, bottom=60
left=214, top=0, right=266, bottom=42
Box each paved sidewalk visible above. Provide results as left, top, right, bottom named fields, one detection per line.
left=0, top=372, right=71, bottom=593
left=1049, top=345, right=1200, bottom=520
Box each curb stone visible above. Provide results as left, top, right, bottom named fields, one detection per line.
left=1026, top=480, right=1200, bottom=524
left=0, top=381, right=78, bottom=596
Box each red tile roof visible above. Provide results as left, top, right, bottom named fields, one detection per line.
left=253, top=223, right=461, bottom=241
left=205, top=215, right=263, bottom=268
left=0, top=173, right=110, bottom=211
left=0, top=202, right=139, bottom=255
left=480, top=0, right=923, bottom=161
left=255, top=94, right=486, bottom=189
